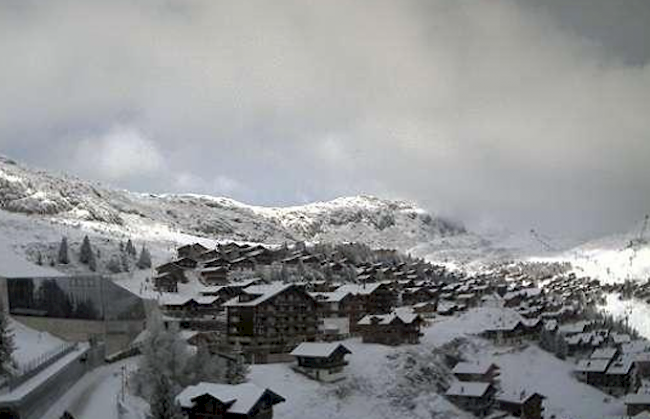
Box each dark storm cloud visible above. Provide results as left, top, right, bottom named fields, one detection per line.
left=0, top=0, right=649, bottom=240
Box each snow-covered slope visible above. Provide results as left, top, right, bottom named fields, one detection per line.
left=0, top=155, right=464, bottom=251
left=531, top=231, right=650, bottom=283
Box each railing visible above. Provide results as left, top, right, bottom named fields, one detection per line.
left=6, top=342, right=79, bottom=390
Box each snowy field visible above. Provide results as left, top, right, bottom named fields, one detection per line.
left=10, top=318, right=66, bottom=367
left=247, top=308, right=626, bottom=419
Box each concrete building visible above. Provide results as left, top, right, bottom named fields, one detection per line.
left=0, top=275, right=148, bottom=355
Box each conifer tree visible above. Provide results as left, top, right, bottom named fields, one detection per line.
left=80, top=235, right=93, bottom=264
left=149, top=374, right=184, bottom=419
left=106, top=255, right=123, bottom=274
left=0, top=311, right=15, bottom=374
left=137, top=245, right=152, bottom=269
left=125, top=239, right=137, bottom=257
left=88, top=249, right=97, bottom=272
left=121, top=253, right=130, bottom=273
left=58, top=237, right=70, bottom=264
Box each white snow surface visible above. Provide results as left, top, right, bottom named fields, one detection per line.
left=10, top=318, right=66, bottom=367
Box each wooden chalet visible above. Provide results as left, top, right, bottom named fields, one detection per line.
left=357, top=309, right=423, bottom=346
left=496, top=390, right=545, bottom=419
left=154, top=272, right=180, bottom=293
left=198, top=249, right=221, bottom=261
left=224, top=284, right=319, bottom=364
left=453, top=361, right=500, bottom=383
left=200, top=267, right=230, bottom=286
left=412, top=301, right=439, bottom=317
left=446, top=381, right=496, bottom=417
left=161, top=295, right=222, bottom=318
left=244, top=246, right=276, bottom=266
left=175, top=257, right=199, bottom=269
left=178, top=243, right=209, bottom=260
left=626, top=391, right=650, bottom=416
left=401, top=287, right=437, bottom=306
left=176, top=382, right=285, bottom=419
left=290, top=342, right=351, bottom=382
left=229, top=257, right=256, bottom=272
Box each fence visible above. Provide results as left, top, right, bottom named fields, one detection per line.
left=6, top=342, right=79, bottom=390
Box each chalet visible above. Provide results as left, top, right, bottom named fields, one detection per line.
left=357, top=309, right=423, bottom=346
left=437, top=300, right=458, bottom=316
left=311, top=290, right=355, bottom=339
left=200, top=267, right=230, bottom=286
left=412, top=301, right=439, bottom=317
left=337, top=282, right=397, bottom=315
left=229, top=257, right=256, bottom=272
left=482, top=319, right=525, bottom=345
left=626, top=390, right=650, bottom=416
left=200, top=285, right=246, bottom=304
left=197, top=249, right=221, bottom=261
left=175, top=257, right=199, bottom=269
left=161, top=296, right=221, bottom=318
left=244, top=247, right=276, bottom=266
left=154, top=272, right=179, bottom=293
left=224, top=284, right=319, bottom=363
left=496, top=390, right=545, bottom=419
left=456, top=293, right=480, bottom=308
left=205, top=257, right=232, bottom=269
left=156, top=262, right=187, bottom=276
left=154, top=263, right=188, bottom=291
left=178, top=243, right=209, bottom=260
left=453, top=361, right=500, bottom=383
left=176, top=382, right=285, bottom=419
left=290, top=342, right=351, bottom=382
left=401, top=287, right=437, bottom=306
left=604, top=356, right=639, bottom=396
left=446, top=381, right=496, bottom=417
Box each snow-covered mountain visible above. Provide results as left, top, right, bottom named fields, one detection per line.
left=0, top=155, right=466, bottom=254
left=532, top=231, right=650, bottom=284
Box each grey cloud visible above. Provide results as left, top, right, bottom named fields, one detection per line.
left=0, top=0, right=649, bottom=240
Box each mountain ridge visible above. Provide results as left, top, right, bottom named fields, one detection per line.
left=0, top=156, right=465, bottom=250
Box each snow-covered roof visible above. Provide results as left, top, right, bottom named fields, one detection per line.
left=290, top=342, right=351, bottom=358
left=575, top=359, right=610, bottom=373
left=606, top=358, right=635, bottom=375
left=176, top=382, right=284, bottom=414
left=223, top=283, right=297, bottom=307
left=590, top=347, right=618, bottom=360
left=496, top=388, right=543, bottom=404
left=453, top=361, right=497, bottom=375
left=446, top=381, right=491, bottom=398
left=358, top=308, right=420, bottom=326
left=336, top=283, right=383, bottom=296
left=625, top=390, right=650, bottom=405
left=309, top=290, right=351, bottom=302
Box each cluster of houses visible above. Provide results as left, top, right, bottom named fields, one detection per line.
left=150, top=241, right=650, bottom=418
left=153, top=242, right=455, bottom=294
left=446, top=360, right=545, bottom=419
left=153, top=242, right=463, bottom=363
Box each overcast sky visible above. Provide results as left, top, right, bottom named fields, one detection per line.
left=1, top=0, right=649, bottom=240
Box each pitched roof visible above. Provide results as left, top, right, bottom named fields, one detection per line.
left=453, top=361, right=497, bottom=375
left=176, top=382, right=284, bottom=414
left=496, top=389, right=544, bottom=404
left=223, top=283, right=310, bottom=307
left=590, top=347, right=618, bottom=360
left=446, top=381, right=492, bottom=398
left=575, top=358, right=610, bottom=373
left=290, top=342, right=351, bottom=358
left=357, top=308, right=421, bottom=326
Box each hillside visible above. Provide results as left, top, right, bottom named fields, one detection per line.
left=0, top=155, right=465, bottom=253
